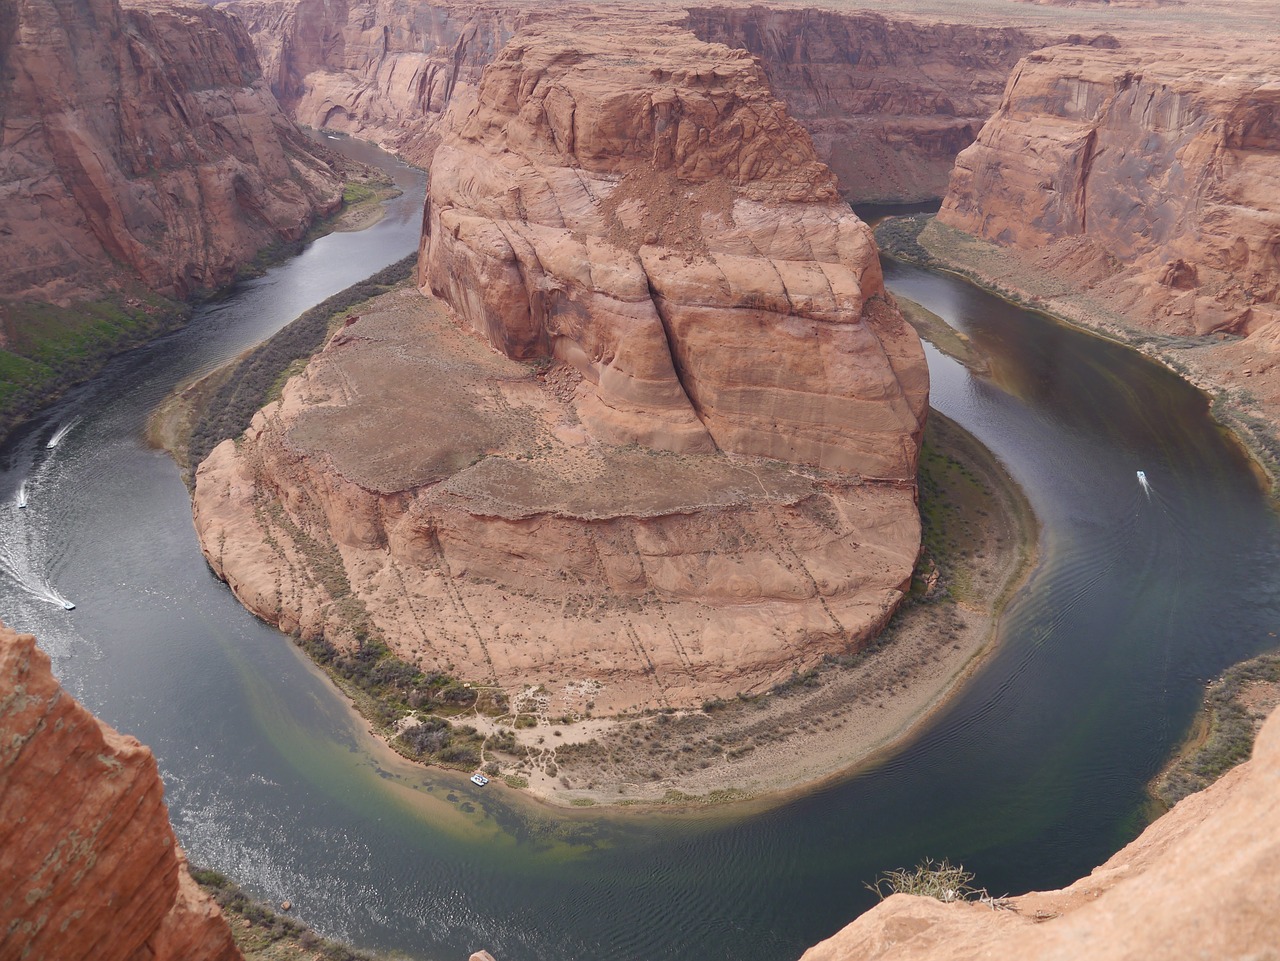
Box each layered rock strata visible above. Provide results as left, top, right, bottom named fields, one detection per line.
left=0, top=0, right=342, bottom=305
left=0, top=622, right=243, bottom=961
left=940, top=42, right=1280, bottom=341
left=222, top=0, right=1044, bottom=200
left=799, top=702, right=1280, bottom=961
left=682, top=7, right=1041, bottom=202
left=421, top=23, right=928, bottom=477
left=194, top=22, right=928, bottom=714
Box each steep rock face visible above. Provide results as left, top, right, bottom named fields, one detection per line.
left=682, top=7, right=1042, bottom=202
left=0, top=622, right=242, bottom=961
left=0, top=0, right=342, bottom=304
left=421, top=22, right=928, bottom=477
left=939, top=42, right=1280, bottom=340
left=799, top=702, right=1280, bottom=961
left=223, top=0, right=534, bottom=167
left=223, top=0, right=1045, bottom=201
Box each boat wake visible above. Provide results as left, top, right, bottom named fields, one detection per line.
left=1136, top=469, right=1152, bottom=498
left=46, top=417, right=81, bottom=449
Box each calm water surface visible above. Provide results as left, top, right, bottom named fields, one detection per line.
left=2, top=147, right=1277, bottom=961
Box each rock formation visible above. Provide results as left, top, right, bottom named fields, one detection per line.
left=0, top=0, right=342, bottom=305
left=192, top=22, right=927, bottom=715
left=221, top=0, right=1045, bottom=201
left=682, top=8, right=1041, bottom=202
left=939, top=41, right=1280, bottom=341
left=0, top=621, right=243, bottom=961
left=799, top=702, right=1280, bottom=961
left=421, top=22, right=927, bottom=475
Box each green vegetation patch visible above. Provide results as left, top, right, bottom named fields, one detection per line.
left=192, top=867, right=396, bottom=961
left=187, top=253, right=416, bottom=470
left=0, top=292, right=187, bottom=442
left=1154, top=651, right=1280, bottom=807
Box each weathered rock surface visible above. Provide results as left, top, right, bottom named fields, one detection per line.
left=422, top=21, right=928, bottom=476
left=194, top=290, right=922, bottom=714
left=799, top=702, right=1280, bottom=961
left=939, top=41, right=1280, bottom=342
left=0, top=621, right=243, bottom=961
left=222, top=0, right=1045, bottom=201
left=0, top=0, right=342, bottom=304
left=683, top=7, right=1041, bottom=202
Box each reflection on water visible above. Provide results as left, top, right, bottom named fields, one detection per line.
left=1, top=150, right=1278, bottom=960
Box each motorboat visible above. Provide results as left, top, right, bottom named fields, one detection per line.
left=470, top=773, right=489, bottom=786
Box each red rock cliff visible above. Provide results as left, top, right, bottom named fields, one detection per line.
left=222, top=0, right=1045, bottom=200
left=938, top=41, right=1280, bottom=340
left=192, top=21, right=926, bottom=717
left=421, top=19, right=927, bottom=476
left=0, top=0, right=342, bottom=304
left=682, top=6, right=1042, bottom=201
left=0, top=622, right=243, bottom=961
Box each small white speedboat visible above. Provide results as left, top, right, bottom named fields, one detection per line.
left=62, top=601, right=75, bottom=611
left=1136, top=470, right=1146, bottom=483
left=16, top=482, right=27, bottom=508
left=470, top=773, right=489, bottom=786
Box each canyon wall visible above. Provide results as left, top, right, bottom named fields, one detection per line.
left=939, top=42, right=1280, bottom=341
left=0, top=0, right=342, bottom=305
left=193, top=21, right=927, bottom=716
left=0, top=622, right=243, bottom=961
left=682, top=7, right=1041, bottom=201
left=222, top=0, right=1044, bottom=201
left=799, top=702, right=1280, bottom=961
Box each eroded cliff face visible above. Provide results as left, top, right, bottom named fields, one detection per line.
left=193, top=23, right=927, bottom=716
left=799, top=702, right=1280, bottom=961
left=0, top=0, right=342, bottom=304
left=0, top=622, right=243, bottom=961
left=421, top=22, right=927, bottom=475
left=682, top=7, right=1041, bottom=202
left=939, top=43, right=1280, bottom=341
left=222, top=0, right=1045, bottom=201
left=223, top=0, right=534, bottom=167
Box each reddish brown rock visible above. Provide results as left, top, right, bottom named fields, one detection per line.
left=0, top=622, right=242, bottom=961
left=799, top=703, right=1280, bottom=961
left=223, top=0, right=1046, bottom=201
left=421, top=21, right=928, bottom=476
left=939, top=42, right=1280, bottom=341
left=682, top=8, right=1042, bottom=202
left=0, top=0, right=342, bottom=304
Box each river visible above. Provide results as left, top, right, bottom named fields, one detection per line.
left=2, top=140, right=1277, bottom=961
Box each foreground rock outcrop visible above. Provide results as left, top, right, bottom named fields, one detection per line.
left=0, top=622, right=242, bottom=961
left=193, top=22, right=927, bottom=715
left=800, top=702, right=1280, bottom=961
left=0, top=0, right=342, bottom=305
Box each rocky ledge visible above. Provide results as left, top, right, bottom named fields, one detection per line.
left=800, top=702, right=1280, bottom=961
left=193, top=21, right=928, bottom=715
left=0, top=622, right=242, bottom=961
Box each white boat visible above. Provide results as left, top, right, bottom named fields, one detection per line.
left=16, top=482, right=27, bottom=508
left=470, top=773, right=489, bottom=786
left=62, top=601, right=75, bottom=611
left=1136, top=470, right=1146, bottom=483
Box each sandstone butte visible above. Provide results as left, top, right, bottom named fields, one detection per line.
left=801, top=701, right=1280, bottom=961
left=0, top=0, right=342, bottom=308
left=221, top=0, right=1046, bottom=202
left=0, top=621, right=243, bottom=961
left=192, top=20, right=930, bottom=716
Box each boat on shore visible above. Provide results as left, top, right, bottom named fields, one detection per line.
left=470, top=773, right=489, bottom=787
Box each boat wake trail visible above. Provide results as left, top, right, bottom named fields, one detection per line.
left=0, top=498, right=75, bottom=611
left=46, top=417, right=81, bottom=449
left=1136, top=469, right=1152, bottom=499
